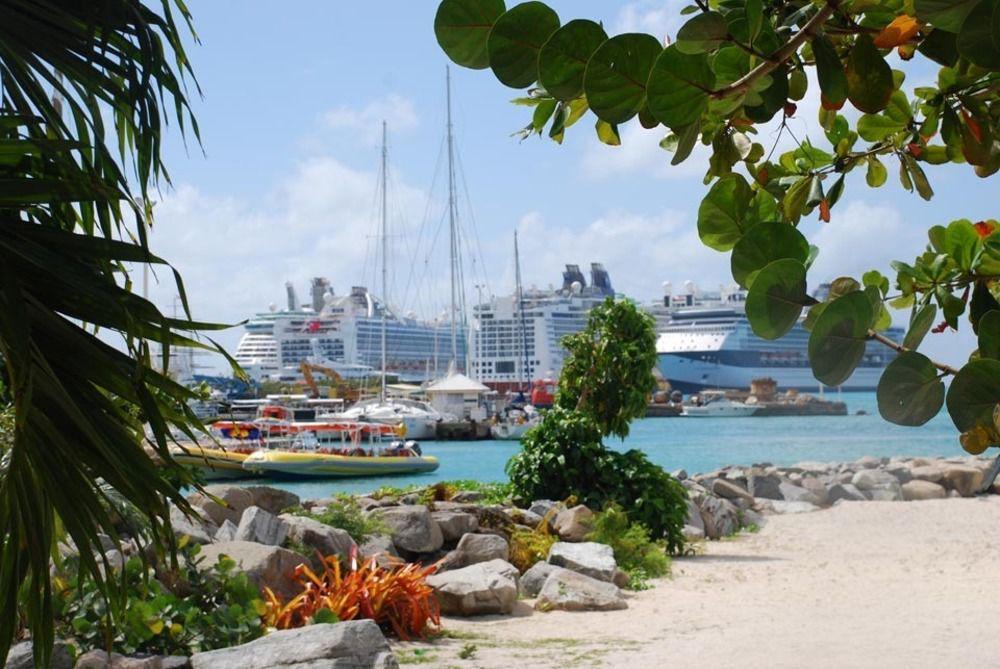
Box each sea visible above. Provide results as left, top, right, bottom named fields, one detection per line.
left=247, top=392, right=963, bottom=500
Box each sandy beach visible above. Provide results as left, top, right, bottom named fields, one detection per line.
left=395, top=496, right=1000, bottom=668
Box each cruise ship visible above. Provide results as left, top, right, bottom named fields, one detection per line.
left=234, top=278, right=466, bottom=383
left=650, top=282, right=904, bottom=392
left=471, top=263, right=614, bottom=391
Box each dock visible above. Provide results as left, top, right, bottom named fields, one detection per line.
left=435, top=420, right=492, bottom=440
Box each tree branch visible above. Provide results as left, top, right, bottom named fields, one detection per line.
left=867, top=329, right=961, bottom=376
left=710, top=0, right=841, bottom=99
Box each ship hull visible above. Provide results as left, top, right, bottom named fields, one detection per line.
left=242, top=450, right=439, bottom=478
left=657, top=353, right=885, bottom=393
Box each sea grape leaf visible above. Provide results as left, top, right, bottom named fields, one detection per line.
left=812, top=35, right=848, bottom=108
left=945, top=219, right=983, bottom=271
left=918, top=28, right=960, bottom=66
left=583, top=33, right=663, bottom=124
left=435, top=0, right=507, bottom=69
left=745, top=259, right=810, bottom=340
left=676, top=11, right=730, bottom=54
left=731, top=222, right=810, bottom=289
left=487, top=1, right=560, bottom=88
left=877, top=352, right=945, bottom=426
left=782, top=175, right=813, bottom=223
left=979, top=310, right=1000, bottom=359
left=538, top=19, right=608, bottom=100
left=697, top=173, right=754, bottom=251
left=745, top=67, right=789, bottom=123
left=915, top=0, right=981, bottom=32
left=846, top=34, right=894, bottom=113
left=903, top=303, right=937, bottom=350
left=956, top=0, right=1000, bottom=68
left=808, top=291, right=874, bottom=387
left=866, top=156, right=888, bottom=187
left=647, top=45, right=716, bottom=130
left=595, top=119, right=621, bottom=146
left=971, top=282, right=1000, bottom=333
left=946, top=358, right=1000, bottom=432
left=857, top=114, right=907, bottom=141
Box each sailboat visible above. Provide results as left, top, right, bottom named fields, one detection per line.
left=490, top=231, right=541, bottom=441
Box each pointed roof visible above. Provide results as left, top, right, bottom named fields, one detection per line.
left=426, top=372, right=490, bottom=394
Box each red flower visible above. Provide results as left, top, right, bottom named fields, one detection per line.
left=973, top=221, right=996, bottom=239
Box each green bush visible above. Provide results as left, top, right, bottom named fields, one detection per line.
left=53, top=543, right=264, bottom=655
left=586, top=504, right=670, bottom=587
left=506, top=408, right=688, bottom=554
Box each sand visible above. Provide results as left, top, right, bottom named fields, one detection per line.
left=394, top=496, right=1000, bottom=668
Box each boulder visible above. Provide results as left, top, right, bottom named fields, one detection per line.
left=682, top=524, right=706, bottom=540
left=851, top=470, right=902, bottom=500
left=698, top=495, right=740, bottom=539
left=75, top=650, right=190, bottom=668
left=430, top=510, right=479, bottom=543
left=520, top=561, right=557, bottom=597
left=798, top=478, right=830, bottom=505
left=909, top=465, right=944, bottom=483
left=684, top=499, right=705, bottom=534
left=169, top=505, right=218, bottom=545
left=426, top=559, right=519, bottom=616
left=528, top=500, right=564, bottom=522
left=197, top=541, right=308, bottom=600
left=827, top=483, right=866, bottom=503
left=451, top=490, right=484, bottom=503
left=242, top=486, right=300, bottom=516
left=778, top=482, right=822, bottom=505
left=190, top=620, right=396, bottom=669
left=6, top=641, right=73, bottom=669
left=188, top=485, right=255, bottom=527
left=711, top=478, right=754, bottom=503
left=453, top=533, right=509, bottom=566
left=940, top=465, right=984, bottom=497
left=553, top=505, right=594, bottom=542
left=535, top=568, right=627, bottom=612
left=376, top=505, right=443, bottom=554
left=506, top=508, right=545, bottom=528
left=854, top=455, right=881, bottom=469
left=901, top=480, right=947, bottom=501
left=234, top=506, right=288, bottom=546
left=358, top=534, right=399, bottom=568
left=547, top=542, right=617, bottom=583
left=214, top=520, right=238, bottom=543
left=885, top=466, right=913, bottom=485
left=747, top=473, right=783, bottom=500
left=280, top=514, right=356, bottom=560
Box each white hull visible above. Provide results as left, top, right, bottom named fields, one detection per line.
left=490, top=421, right=536, bottom=440
left=681, top=403, right=758, bottom=417
left=658, top=355, right=885, bottom=392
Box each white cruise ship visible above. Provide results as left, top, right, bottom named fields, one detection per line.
left=650, top=282, right=903, bottom=392
left=472, top=263, right=614, bottom=391
left=235, top=278, right=465, bottom=383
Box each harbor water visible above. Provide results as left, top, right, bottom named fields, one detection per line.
left=250, top=392, right=963, bottom=500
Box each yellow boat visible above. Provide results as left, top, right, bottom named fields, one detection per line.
left=241, top=448, right=439, bottom=478
left=171, top=444, right=261, bottom=480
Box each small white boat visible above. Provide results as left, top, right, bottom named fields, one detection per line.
left=681, top=391, right=758, bottom=417
left=490, top=405, right=540, bottom=440
left=326, top=398, right=445, bottom=440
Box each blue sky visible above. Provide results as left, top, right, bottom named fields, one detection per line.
left=148, top=1, right=994, bottom=367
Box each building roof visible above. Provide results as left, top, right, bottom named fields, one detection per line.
left=426, top=372, right=490, bottom=394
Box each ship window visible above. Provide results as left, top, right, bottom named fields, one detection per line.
left=495, top=361, right=515, bottom=373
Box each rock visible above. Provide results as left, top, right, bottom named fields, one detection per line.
left=6, top=640, right=73, bottom=669
left=547, top=542, right=617, bottom=583
left=909, top=465, right=944, bottom=483
left=188, top=485, right=255, bottom=526
left=376, top=505, right=443, bottom=554
left=169, top=505, right=218, bottom=545
left=851, top=470, right=902, bottom=500
left=430, top=510, right=479, bottom=543
left=778, top=482, right=822, bottom=505
left=682, top=524, right=705, bottom=540
left=535, top=568, right=627, bottom=612
left=901, top=479, right=947, bottom=501
left=553, top=505, right=594, bottom=542
left=452, top=533, right=509, bottom=566
left=75, top=651, right=190, bottom=668
left=885, top=466, right=913, bottom=485
left=827, top=483, right=866, bottom=503
left=234, top=506, right=288, bottom=546
left=798, top=478, right=829, bottom=505
left=426, top=559, right=519, bottom=616
left=940, top=465, right=984, bottom=497
left=528, top=499, right=564, bottom=522
left=698, top=495, right=740, bottom=539
left=280, top=514, right=356, bottom=560
left=747, top=473, right=783, bottom=500
left=214, top=519, right=238, bottom=543
left=451, top=490, right=483, bottom=503
left=507, top=508, right=545, bottom=528
left=684, top=499, right=705, bottom=534
left=520, top=561, right=557, bottom=597
left=769, top=500, right=821, bottom=514
left=198, top=541, right=308, bottom=600
left=190, top=620, right=396, bottom=669
left=855, top=455, right=881, bottom=469
left=358, top=534, right=399, bottom=566
left=711, top=478, right=754, bottom=503
left=671, top=468, right=688, bottom=480
left=242, top=486, right=300, bottom=516
left=740, top=508, right=766, bottom=529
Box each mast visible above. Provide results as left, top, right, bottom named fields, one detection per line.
left=514, top=231, right=530, bottom=392
left=380, top=120, right=388, bottom=401
left=446, top=66, right=459, bottom=370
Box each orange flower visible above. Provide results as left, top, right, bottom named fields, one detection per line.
left=873, top=15, right=920, bottom=49
left=973, top=221, right=996, bottom=239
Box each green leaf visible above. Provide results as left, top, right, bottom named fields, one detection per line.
left=487, top=1, right=560, bottom=88
left=857, top=114, right=907, bottom=141
left=903, top=303, right=937, bottom=350
left=697, top=173, right=754, bottom=251
left=945, top=219, right=982, bottom=271
left=946, top=358, right=1000, bottom=431
left=745, top=259, right=810, bottom=340
left=731, top=222, right=810, bottom=288
left=583, top=33, right=663, bottom=124
left=788, top=68, right=808, bottom=101
left=971, top=281, right=1000, bottom=332
left=956, top=0, right=1000, bottom=68
left=915, top=0, right=981, bottom=31
left=745, top=67, right=789, bottom=123
left=676, top=11, right=730, bottom=54
left=866, top=156, right=888, bottom=187
left=538, top=19, right=608, bottom=100
left=979, top=310, right=1000, bottom=359
left=434, top=0, right=507, bottom=69
left=902, top=153, right=934, bottom=200
left=846, top=34, right=894, bottom=114
left=646, top=45, right=715, bottom=130
left=782, top=175, right=813, bottom=223
left=877, top=352, right=945, bottom=426
left=812, top=35, right=848, bottom=108
left=671, top=121, right=701, bottom=165
left=918, top=28, right=960, bottom=66
left=808, top=291, right=874, bottom=386
left=595, top=119, right=621, bottom=146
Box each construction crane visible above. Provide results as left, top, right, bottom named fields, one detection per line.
left=299, top=362, right=362, bottom=402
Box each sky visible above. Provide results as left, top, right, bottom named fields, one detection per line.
left=145, top=0, right=995, bottom=370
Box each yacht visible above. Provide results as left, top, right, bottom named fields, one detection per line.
left=325, top=397, right=446, bottom=440
left=680, top=390, right=759, bottom=417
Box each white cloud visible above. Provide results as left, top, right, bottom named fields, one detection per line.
left=322, top=94, right=418, bottom=141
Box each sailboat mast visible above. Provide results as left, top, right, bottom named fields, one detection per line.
left=446, top=66, right=459, bottom=369
left=514, top=231, right=529, bottom=392
left=380, top=120, right=388, bottom=402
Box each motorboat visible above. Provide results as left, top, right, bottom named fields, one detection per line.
left=326, top=398, right=446, bottom=440
left=681, top=391, right=759, bottom=417
left=242, top=439, right=439, bottom=478
left=490, top=405, right=540, bottom=440
left=170, top=443, right=259, bottom=480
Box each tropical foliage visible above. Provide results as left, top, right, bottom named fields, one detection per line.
left=289, top=497, right=390, bottom=545
left=586, top=504, right=670, bottom=589
left=434, top=0, right=1000, bottom=454
left=0, top=2, right=235, bottom=665
left=507, top=299, right=689, bottom=553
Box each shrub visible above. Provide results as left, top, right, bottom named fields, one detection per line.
left=263, top=552, right=439, bottom=640
left=292, top=497, right=389, bottom=544
left=586, top=504, right=670, bottom=587
left=508, top=524, right=558, bottom=573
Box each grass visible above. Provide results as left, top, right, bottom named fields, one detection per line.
left=287, top=496, right=390, bottom=544
left=396, top=649, right=438, bottom=665
left=458, top=643, right=477, bottom=660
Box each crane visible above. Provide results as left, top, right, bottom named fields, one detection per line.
left=299, top=362, right=362, bottom=402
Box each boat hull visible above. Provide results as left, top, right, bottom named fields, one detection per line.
left=657, top=353, right=886, bottom=393
left=172, top=446, right=260, bottom=480
left=490, top=422, right=536, bottom=440
left=242, top=450, right=440, bottom=478
left=680, top=405, right=758, bottom=417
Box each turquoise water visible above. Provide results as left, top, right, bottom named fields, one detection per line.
left=248, top=393, right=961, bottom=500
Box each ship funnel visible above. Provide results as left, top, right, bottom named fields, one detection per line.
left=562, top=264, right=586, bottom=293
left=311, top=277, right=330, bottom=313
left=590, top=263, right=613, bottom=295
left=285, top=281, right=298, bottom=311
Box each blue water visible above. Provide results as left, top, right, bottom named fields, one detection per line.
left=253, top=393, right=961, bottom=500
